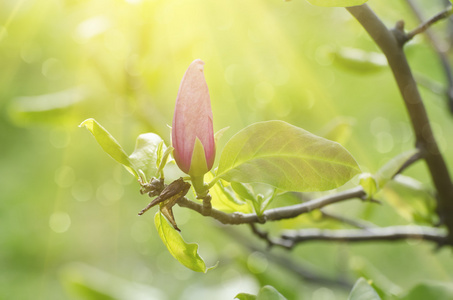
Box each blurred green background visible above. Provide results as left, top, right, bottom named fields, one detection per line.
left=1, top=0, right=453, bottom=299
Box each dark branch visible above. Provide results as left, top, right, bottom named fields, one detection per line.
left=280, top=226, right=447, bottom=247
left=346, top=4, right=453, bottom=243
left=177, top=186, right=366, bottom=225
left=222, top=226, right=353, bottom=289
left=249, top=223, right=294, bottom=249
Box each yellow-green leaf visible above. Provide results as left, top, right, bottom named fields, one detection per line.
left=79, top=118, right=136, bottom=177
left=216, top=121, right=361, bottom=192
left=206, top=172, right=252, bottom=214
left=129, top=133, right=165, bottom=180
left=359, top=173, right=378, bottom=199
left=154, top=212, right=215, bottom=273
left=236, top=285, right=288, bottom=300
left=257, top=286, right=288, bottom=300
left=348, top=278, right=381, bottom=300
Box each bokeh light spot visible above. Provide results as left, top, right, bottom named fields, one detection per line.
left=55, top=165, right=76, bottom=188
left=49, top=212, right=71, bottom=233
left=246, top=251, right=268, bottom=274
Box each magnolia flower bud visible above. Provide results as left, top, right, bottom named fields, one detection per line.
left=172, top=59, right=215, bottom=177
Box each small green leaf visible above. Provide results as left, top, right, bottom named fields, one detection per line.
left=231, top=183, right=277, bottom=216
left=156, top=146, right=174, bottom=177
left=216, top=121, right=361, bottom=192
left=375, top=149, right=420, bottom=188
left=79, top=118, right=136, bottom=177
left=235, top=286, right=288, bottom=300
left=257, top=285, right=288, bottom=300
left=154, top=212, right=214, bottom=273
left=359, top=173, right=378, bottom=199
left=306, top=0, right=369, bottom=7
left=257, top=188, right=278, bottom=214
left=155, top=141, right=165, bottom=169
left=235, top=293, right=257, bottom=300
left=128, top=133, right=165, bottom=180
left=348, top=278, right=381, bottom=300
left=205, top=172, right=252, bottom=213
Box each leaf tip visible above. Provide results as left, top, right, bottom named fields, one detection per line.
left=205, top=261, right=219, bottom=273
left=78, top=118, right=94, bottom=128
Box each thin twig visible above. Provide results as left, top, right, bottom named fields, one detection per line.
left=405, top=5, right=453, bottom=41
left=347, top=4, right=453, bottom=244
left=222, top=226, right=353, bottom=289
left=177, top=186, right=366, bottom=225
left=249, top=223, right=294, bottom=249
left=393, top=148, right=424, bottom=178
left=280, top=226, right=447, bottom=247
left=320, top=210, right=377, bottom=229
left=405, top=0, right=453, bottom=112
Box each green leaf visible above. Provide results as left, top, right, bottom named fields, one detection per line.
left=215, top=126, right=230, bottom=144
left=348, top=278, right=381, bottom=300
left=235, top=293, right=257, bottom=300
left=154, top=212, right=214, bottom=273
left=257, top=286, right=288, bottom=300
left=230, top=182, right=276, bottom=215
left=216, top=120, right=361, bottom=192
left=235, top=286, right=288, bottom=300
left=306, top=0, right=369, bottom=7
left=375, top=149, right=420, bottom=188
left=128, top=133, right=165, bottom=180
left=79, top=118, right=136, bottom=177
left=359, top=173, right=378, bottom=199
left=155, top=141, right=165, bottom=169
left=231, top=182, right=255, bottom=201
left=156, top=145, right=174, bottom=177
left=80, top=118, right=168, bottom=181
left=206, top=172, right=252, bottom=213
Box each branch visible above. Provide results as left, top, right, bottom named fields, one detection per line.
left=393, top=147, right=424, bottom=178
left=177, top=186, right=366, bottom=225
left=405, top=4, right=453, bottom=41
left=346, top=4, right=453, bottom=244
left=223, top=226, right=353, bottom=289
left=405, top=0, right=453, bottom=113
left=320, top=210, right=377, bottom=229
left=249, top=223, right=295, bottom=249
left=280, top=226, right=447, bottom=247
